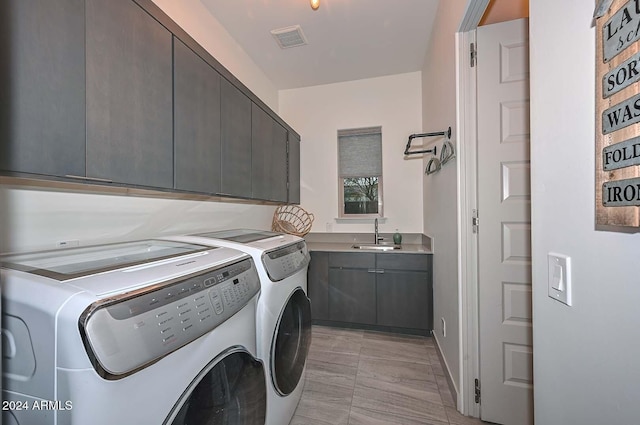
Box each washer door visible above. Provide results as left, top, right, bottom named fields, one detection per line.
left=272, top=287, right=312, bottom=396
left=166, top=348, right=266, bottom=425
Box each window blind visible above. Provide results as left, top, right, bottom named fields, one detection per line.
left=338, top=126, right=382, bottom=177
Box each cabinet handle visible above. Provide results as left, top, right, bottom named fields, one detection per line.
left=65, top=175, right=114, bottom=183
left=376, top=269, right=385, bottom=274
left=367, top=269, right=377, bottom=273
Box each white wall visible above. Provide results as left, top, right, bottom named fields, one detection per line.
left=421, top=0, right=468, bottom=395
left=0, top=186, right=275, bottom=254
left=531, top=1, right=640, bottom=424
left=152, top=0, right=279, bottom=111
left=279, top=72, right=424, bottom=234
left=0, top=1, right=281, bottom=254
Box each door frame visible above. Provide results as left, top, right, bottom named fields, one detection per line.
left=456, top=0, right=488, bottom=418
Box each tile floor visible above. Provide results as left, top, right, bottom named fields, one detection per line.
left=290, top=325, right=486, bottom=425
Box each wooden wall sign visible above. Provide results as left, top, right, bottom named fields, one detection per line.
left=596, top=0, right=640, bottom=230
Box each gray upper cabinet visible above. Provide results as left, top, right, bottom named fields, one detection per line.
left=2, top=0, right=300, bottom=202
left=86, top=0, right=173, bottom=188
left=288, top=133, right=301, bottom=204
left=251, top=103, right=288, bottom=202
left=0, top=0, right=85, bottom=177
left=173, top=38, right=221, bottom=194
left=220, top=79, right=252, bottom=197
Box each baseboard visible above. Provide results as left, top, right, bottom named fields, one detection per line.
left=432, top=332, right=459, bottom=407
left=311, top=320, right=431, bottom=336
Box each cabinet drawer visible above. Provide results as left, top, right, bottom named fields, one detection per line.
left=376, top=253, right=431, bottom=271
left=329, top=252, right=375, bottom=269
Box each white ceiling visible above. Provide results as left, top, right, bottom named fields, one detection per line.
left=200, top=0, right=441, bottom=90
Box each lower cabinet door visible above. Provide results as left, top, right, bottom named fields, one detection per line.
left=308, top=252, right=330, bottom=321
left=376, top=271, right=431, bottom=330
left=328, top=269, right=376, bottom=325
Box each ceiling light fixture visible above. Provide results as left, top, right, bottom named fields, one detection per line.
left=310, top=0, right=320, bottom=11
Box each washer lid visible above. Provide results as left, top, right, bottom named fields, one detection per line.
left=0, top=240, right=212, bottom=281
left=195, top=229, right=283, bottom=244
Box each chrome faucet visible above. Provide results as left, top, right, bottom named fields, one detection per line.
left=374, top=218, right=383, bottom=244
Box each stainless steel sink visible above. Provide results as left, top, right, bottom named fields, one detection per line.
left=351, top=243, right=402, bottom=251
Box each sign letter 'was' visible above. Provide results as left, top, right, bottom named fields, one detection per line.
left=603, top=0, right=640, bottom=62
left=602, top=92, right=640, bottom=133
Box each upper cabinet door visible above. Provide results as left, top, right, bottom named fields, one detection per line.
left=271, top=121, right=288, bottom=202
left=85, top=0, right=173, bottom=188
left=0, top=0, right=85, bottom=177
left=251, top=104, right=288, bottom=202
left=173, top=38, right=221, bottom=194
left=220, top=79, right=252, bottom=198
left=288, top=133, right=301, bottom=204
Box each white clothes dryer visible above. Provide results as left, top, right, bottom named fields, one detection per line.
left=1, top=239, right=266, bottom=425
left=163, top=230, right=312, bottom=425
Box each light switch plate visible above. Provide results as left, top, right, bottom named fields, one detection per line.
left=548, top=252, right=572, bottom=306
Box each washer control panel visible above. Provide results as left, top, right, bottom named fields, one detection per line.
left=261, top=241, right=310, bottom=282
left=81, top=257, right=259, bottom=379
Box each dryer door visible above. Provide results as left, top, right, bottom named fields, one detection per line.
left=272, top=287, right=312, bottom=395
left=165, top=349, right=266, bottom=425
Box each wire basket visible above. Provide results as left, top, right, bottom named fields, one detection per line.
left=271, top=205, right=314, bottom=237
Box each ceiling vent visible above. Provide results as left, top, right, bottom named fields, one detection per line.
left=270, top=25, right=308, bottom=49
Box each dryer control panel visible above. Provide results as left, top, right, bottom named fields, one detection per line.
left=261, top=241, right=310, bottom=282
left=80, top=257, right=260, bottom=379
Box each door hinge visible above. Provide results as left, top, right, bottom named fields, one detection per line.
left=472, top=209, right=479, bottom=233
left=475, top=378, right=481, bottom=403
left=470, top=43, right=476, bottom=67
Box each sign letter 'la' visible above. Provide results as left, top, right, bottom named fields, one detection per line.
left=603, top=0, right=640, bottom=62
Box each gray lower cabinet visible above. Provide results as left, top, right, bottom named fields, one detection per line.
left=308, top=251, right=433, bottom=333
left=86, top=0, right=173, bottom=188
left=308, top=252, right=329, bottom=321
left=377, top=270, right=432, bottom=330
left=173, top=38, right=221, bottom=194
left=329, top=269, right=377, bottom=325
left=251, top=104, right=288, bottom=202
left=220, top=79, right=252, bottom=197
left=0, top=0, right=85, bottom=177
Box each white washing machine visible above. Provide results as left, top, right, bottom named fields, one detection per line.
left=163, top=229, right=312, bottom=425
left=1, top=239, right=267, bottom=425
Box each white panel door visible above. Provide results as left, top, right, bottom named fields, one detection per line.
left=477, top=18, right=533, bottom=425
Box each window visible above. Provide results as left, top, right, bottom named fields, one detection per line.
left=338, top=126, right=383, bottom=217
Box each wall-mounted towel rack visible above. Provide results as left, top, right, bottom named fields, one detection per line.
left=403, top=127, right=452, bottom=156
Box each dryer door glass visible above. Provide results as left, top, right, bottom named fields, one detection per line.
left=272, top=287, right=312, bottom=395
left=167, top=350, right=266, bottom=425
